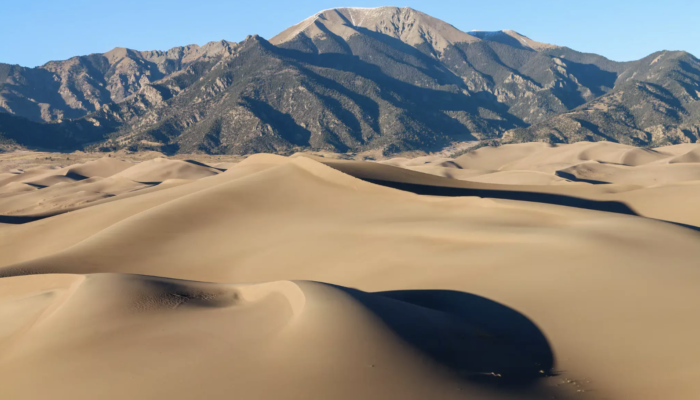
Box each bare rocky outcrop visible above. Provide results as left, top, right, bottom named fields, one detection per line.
left=0, top=40, right=238, bottom=123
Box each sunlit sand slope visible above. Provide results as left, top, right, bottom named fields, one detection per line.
left=1, top=146, right=700, bottom=399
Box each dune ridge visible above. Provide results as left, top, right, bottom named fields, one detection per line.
left=0, top=273, right=564, bottom=399
left=1, top=143, right=700, bottom=399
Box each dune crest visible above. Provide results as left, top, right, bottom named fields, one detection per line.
left=0, top=274, right=565, bottom=399
left=2, top=143, right=700, bottom=399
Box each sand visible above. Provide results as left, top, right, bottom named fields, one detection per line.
left=1, top=143, right=700, bottom=399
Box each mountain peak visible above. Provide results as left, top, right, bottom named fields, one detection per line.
left=468, top=30, right=555, bottom=51
left=103, top=47, right=132, bottom=61
left=270, top=6, right=478, bottom=53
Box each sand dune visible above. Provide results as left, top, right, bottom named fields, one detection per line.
left=372, top=143, right=700, bottom=226
left=669, top=146, right=700, bottom=163
left=452, top=170, right=573, bottom=185
left=111, top=157, right=220, bottom=182
left=452, top=142, right=674, bottom=172
left=0, top=176, right=152, bottom=215
left=0, top=157, right=131, bottom=190
left=0, top=274, right=560, bottom=399
left=656, top=143, right=700, bottom=156
left=0, top=157, right=222, bottom=216
left=2, top=143, right=700, bottom=399
left=558, top=161, right=700, bottom=186
left=65, top=156, right=134, bottom=178
left=0, top=166, right=67, bottom=188
left=0, top=181, right=37, bottom=197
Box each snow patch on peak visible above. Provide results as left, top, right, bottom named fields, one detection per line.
left=270, top=6, right=479, bottom=49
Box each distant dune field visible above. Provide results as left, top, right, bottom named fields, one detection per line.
left=1, top=142, right=700, bottom=400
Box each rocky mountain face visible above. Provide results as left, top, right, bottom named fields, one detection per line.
left=507, top=51, right=700, bottom=145
left=0, top=41, right=238, bottom=122
left=1, top=6, right=699, bottom=154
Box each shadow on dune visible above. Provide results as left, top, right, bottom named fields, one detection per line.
left=64, top=171, right=89, bottom=181
left=22, top=182, right=48, bottom=189
left=183, top=159, right=227, bottom=172
left=362, top=178, right=637, bottom=215
left=554, top=170, right=610, bottom=185
left=357, top=177, right=700, bottom=232
left=0, top=215, right=46, bottom=224
left=334, top=285, right=555, bottom=389
left=665, top=220, right=700, bottom=233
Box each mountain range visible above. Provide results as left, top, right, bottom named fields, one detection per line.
left=1, top=6, right=699, bottom=154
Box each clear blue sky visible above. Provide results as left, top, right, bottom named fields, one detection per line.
left=3, top=0, right=698, bottom=67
